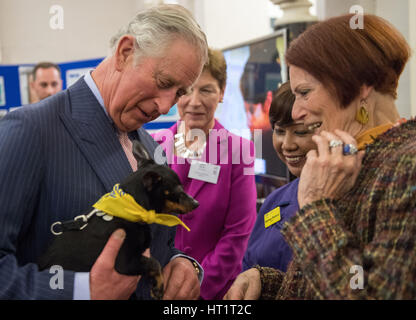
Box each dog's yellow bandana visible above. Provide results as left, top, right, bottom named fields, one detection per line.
left=93, top=184, right=190, bottom=231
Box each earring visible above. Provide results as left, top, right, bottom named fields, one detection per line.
left=356, top=101, right=369, bottom=125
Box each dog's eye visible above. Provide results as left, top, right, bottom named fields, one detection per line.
left=164, top=190, right=170, bottom=196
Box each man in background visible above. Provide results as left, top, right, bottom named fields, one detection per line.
left=30, top=62, right=62, bottom=102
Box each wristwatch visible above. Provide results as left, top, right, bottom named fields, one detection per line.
left=191, top=260, right=200, bottom=276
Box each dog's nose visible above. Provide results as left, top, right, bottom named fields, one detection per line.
left=190, top=198, right=199, bottom=210
left=181, top=192, right=199, bottom=212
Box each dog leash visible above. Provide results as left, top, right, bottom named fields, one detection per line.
left=50, top=183, right=191, bottom=235
left=50, top=208, right=107, bottom=235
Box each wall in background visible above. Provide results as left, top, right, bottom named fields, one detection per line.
left=194, top=0, right=275, bottom=50
left=0, top=0, right=414, bottom=116
left=375, top=0, right=411, bottom=119
left=0, top=0, right=142, bottom=64
left=0, top=0, right=277, bottom=64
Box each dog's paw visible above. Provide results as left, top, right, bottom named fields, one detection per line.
left=148, top=260, right=164, bottom=300
left=150, top=278, right=164, bottom=300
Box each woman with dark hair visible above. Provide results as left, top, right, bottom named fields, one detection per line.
left=225, top=14, right=415, bottom=300
left=242, top=81, right=315, bottom=273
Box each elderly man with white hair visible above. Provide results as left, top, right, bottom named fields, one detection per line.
left=0, top=4, right=207, bottom=300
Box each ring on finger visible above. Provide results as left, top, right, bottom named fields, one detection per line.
left=329, top=139, right=343, bottom=149
left=343, top=143, right=358, bottom=155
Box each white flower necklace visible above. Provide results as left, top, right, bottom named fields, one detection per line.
left=174, top=121, right=208, bottom=160
left=174, top=132, right=206, bottom=159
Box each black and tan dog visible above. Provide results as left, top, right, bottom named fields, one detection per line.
left=37, top=140, right=198, bottom=299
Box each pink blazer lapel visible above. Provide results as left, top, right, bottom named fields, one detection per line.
left=185, top=167, right=206, bottom=199
left=181, top=120, right=227, bottom=199
left=172, top=160, right=206, bottom=199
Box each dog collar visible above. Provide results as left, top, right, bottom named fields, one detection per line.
left=92, top=184, right=190, bottom=231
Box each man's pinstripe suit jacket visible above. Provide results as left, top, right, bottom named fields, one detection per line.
left=0, top=78, right=181, bottom=299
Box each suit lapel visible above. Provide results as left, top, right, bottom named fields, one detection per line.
left=184, top=161, right=206, bottom=199
left=59, top=78, right=132, bottom=191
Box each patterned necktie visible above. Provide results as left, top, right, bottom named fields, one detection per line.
left=118, top=131, right=137, bottom=171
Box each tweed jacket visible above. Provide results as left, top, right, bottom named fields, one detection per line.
left=258, top=120, right=416, bottom=300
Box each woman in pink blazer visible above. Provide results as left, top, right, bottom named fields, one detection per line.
left=153, top=49, right=257, bottom=299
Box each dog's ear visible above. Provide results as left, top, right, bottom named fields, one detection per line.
left=132, top=140, right=154, bottom=168
left=142, top=170, right=162, bottom=192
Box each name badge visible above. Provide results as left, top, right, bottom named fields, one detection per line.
left=188, top=160, right=220, bottom=184
left=264, top=206, right=281, bottom=228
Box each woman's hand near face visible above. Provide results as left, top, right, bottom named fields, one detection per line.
left=298, top=129, right=365, bottom=208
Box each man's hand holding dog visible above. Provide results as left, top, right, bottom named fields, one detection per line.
left=89, top=229, right=199, bottom=300
left=162, top=257, right=200, bottom=300
left=89, top=229, right=148, bottom=300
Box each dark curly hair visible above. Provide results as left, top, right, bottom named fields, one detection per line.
left=269, top=81, right=295, bottom=129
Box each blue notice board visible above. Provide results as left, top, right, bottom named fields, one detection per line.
left=0, top=58, right=103, bottom=115
left=0, top=65, right=24, bottom=112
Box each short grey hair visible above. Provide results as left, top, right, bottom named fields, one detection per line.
left=110, top=4, right=208, bottom=65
